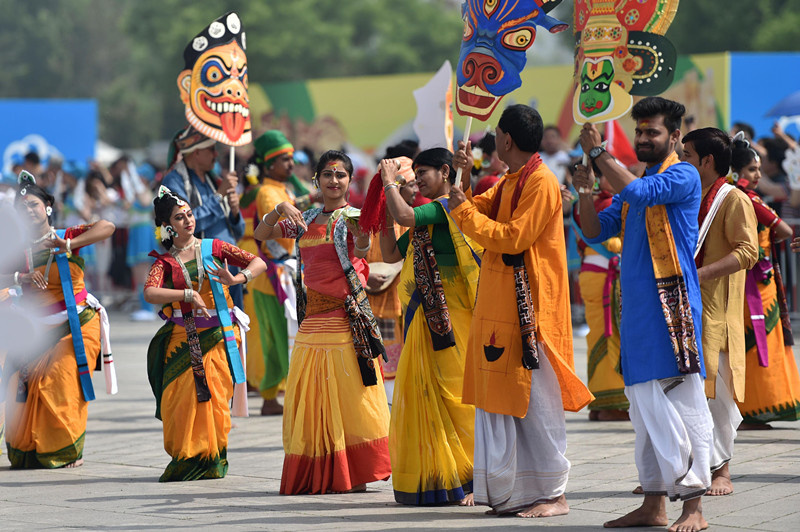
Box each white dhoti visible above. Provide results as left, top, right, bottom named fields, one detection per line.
left=626, top=373, right=713, bottom=501
left=473, top=347, right=570, bottom=513
left=708, top=352, right=741, bottom=471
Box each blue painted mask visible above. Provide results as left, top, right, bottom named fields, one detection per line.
left=456, top=0, right=568, bottom=121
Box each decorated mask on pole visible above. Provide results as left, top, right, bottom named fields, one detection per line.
left=456, top=0, right=568, bottom=121
left=573, top=0, right=679, bottom=124
left=177, top=12, right=251, bottom=146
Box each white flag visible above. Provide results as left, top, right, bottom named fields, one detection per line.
left=413, top=60, right=454, bottom=152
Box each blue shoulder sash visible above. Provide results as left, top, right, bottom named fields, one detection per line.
left=200, top=238, right=245, bottom=384
left=55, top=229, right=95, bottom=401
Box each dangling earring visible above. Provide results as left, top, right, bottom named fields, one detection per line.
left=45, top=205, right=53, bottom=217
left=311, top=173, right=319, bottom=189
left=165, top=225, right=178, bottom=239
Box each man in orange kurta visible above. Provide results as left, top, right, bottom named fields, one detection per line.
left=449, top=105, right=593, bottom=517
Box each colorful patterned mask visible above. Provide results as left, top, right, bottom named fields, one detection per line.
left=573, top=0, right=679, bottom=124
left=457, top=0, right=568, bottom=121
left=177, top=12, right=251, bottom=146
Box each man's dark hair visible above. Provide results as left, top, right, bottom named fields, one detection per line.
left=682, top=127, right=732, bottom=177
left=497, top=104, right=543, bottom=153
left=473, top=133, right=497, bottom=176
left=631, top=96, right=686, bottom=134
left=383, top=139, right=419, bottom=161
left=732, top=121, right=755, bottom=140
left=24, top=152, right=40, bottom=165
left=761, top=137, right=789, bottom=165
left=477, top=132, right=496, bottom=155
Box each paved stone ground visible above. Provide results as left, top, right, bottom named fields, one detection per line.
left=1, top=313, right=799, bottom=531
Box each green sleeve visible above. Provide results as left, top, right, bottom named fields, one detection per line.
left=413, top=201, right=448, bottom=226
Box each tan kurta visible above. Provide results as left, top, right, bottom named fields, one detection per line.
left=698, top=185, right=758, bottom=401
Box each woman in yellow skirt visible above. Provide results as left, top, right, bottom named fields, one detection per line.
left=255, top=150, right=391, bottom=495
left=5, top=174, right=116, bottom=468
left=145, top=186, right=266, bottom=481
left=374, top=148, right=481, bottom=504
left=731, top=138, right=800, bottom=427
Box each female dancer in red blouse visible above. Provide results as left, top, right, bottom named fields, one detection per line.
left=255, top=150, right=391, bottom=494
left=144, top=186, right=265, bottom=481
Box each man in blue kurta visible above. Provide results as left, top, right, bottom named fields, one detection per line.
left=574, top=97, right=713, bottom=532
left=162, top=125, right=246, bottom=308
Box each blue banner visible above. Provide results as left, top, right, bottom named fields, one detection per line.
left=0, top=99, right=97, bottom=175
left=730, top=53, right=800, bottom=139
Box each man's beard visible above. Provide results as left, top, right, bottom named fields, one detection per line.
left=635, top=143, right=670, bottom=164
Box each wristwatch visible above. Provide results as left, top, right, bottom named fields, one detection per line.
left=589, top=145, right=606, bottom=160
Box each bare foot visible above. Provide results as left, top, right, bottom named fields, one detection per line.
left=332, top=483, right=367, bottom=494
left=604, top=495, right=667, bottom=528
left=460, top=493, right=474, bottom=506
left=517, top=494, right=569, bottom=518
left=668, top=498, right=708, bottom=532
left=64, top=458, right=84, bottom=468
left=738, top=422, right=772, bottom=430
left=597, top=409, right=630, bottom=421
left=260, top=398, right=283, bottom=416
left=706, top=463, right=733, bottom=496
left=632, top=485, right=644, bottom=494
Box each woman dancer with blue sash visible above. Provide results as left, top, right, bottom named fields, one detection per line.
left=145, top=186, right=265, bottom=481
left=5, top=171, right=116, bottom=469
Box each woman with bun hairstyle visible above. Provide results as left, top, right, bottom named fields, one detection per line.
left=730, top=135, right=800, bottom=428
left=5, top=171, right=116, bottom=469
left=144, top=185, right=265, bottom=481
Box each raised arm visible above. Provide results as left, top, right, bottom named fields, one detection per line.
left=449, top=173, right=561, bottom=255
left=254, top=201, right=304, bottom=241
left=380, top=159, right=416, bottom=227
left=618, top=162, right=700, bottom=209
left=44, top=220, right=116, bottom=254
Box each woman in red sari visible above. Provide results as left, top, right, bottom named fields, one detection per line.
left=731, top=136, right=800, bottom=428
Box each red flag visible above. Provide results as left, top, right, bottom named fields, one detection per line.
left=605, top=120, right=638, bottom=167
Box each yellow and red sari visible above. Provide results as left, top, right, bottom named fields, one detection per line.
left=5, top=225, right=102, bottom=468
left=146, top=239, right=254, bottom=481
left=278, top=220, right=391, bottom=495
